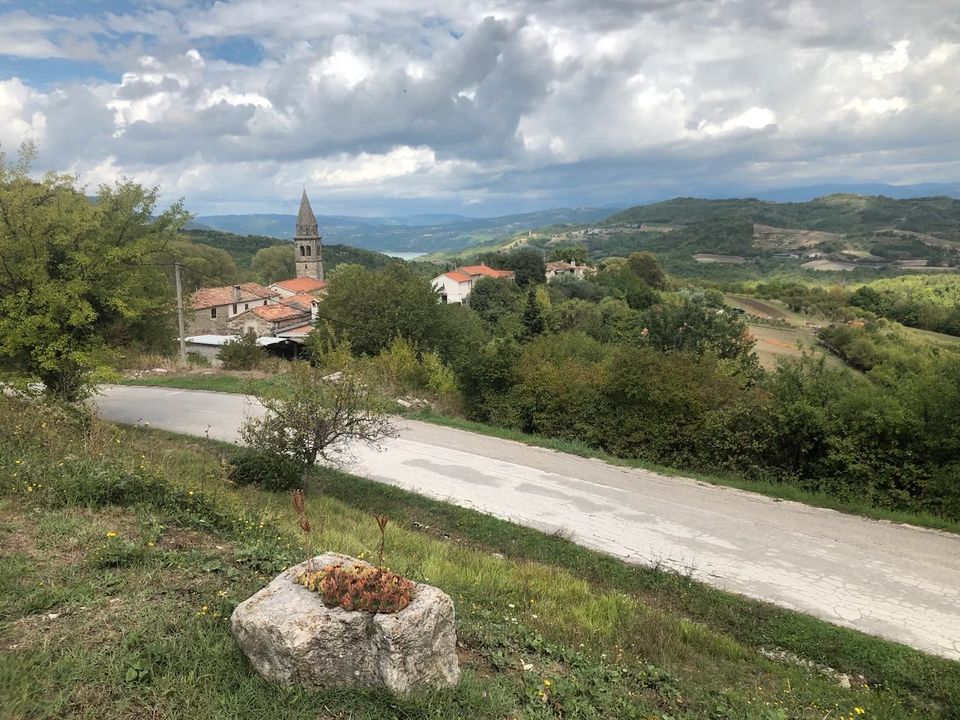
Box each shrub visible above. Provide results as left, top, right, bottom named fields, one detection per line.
left=227, top=449, right=302, bottom=491
left=218, top=331, right=262, bottom=370
left=186, top=351, right=210, bottom=367
left=48, top=459, right=170, bottom=509
left=297, top=562, right=414, bottom=614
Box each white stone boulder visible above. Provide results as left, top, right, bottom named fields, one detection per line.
left=230, top=552, right=460, bottom=694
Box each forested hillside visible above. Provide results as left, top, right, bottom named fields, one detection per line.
left=439, top=194, right=960, bottom=281
left=171, top=229, right=402, bottom=287
left=608, top=194, right=960, bottom=238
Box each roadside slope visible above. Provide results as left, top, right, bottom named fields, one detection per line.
left=94, top=384, right=960, bottom=660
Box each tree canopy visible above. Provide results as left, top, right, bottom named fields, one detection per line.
left=503, top=247, right=546, bottom=287
left=252, top=244, right=296, bottom=284
left=0, top=143, right=187, bottom=399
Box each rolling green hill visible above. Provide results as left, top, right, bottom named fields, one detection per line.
left=179, top=229, right=399, bottom=273
left=607, top=194, right=960, bottom=240
left=433, top=194, right=960, bottom=281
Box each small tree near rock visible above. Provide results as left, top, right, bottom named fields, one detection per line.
left=240, top=361, right=395, bottom=484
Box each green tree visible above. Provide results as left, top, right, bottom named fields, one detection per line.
left=468, top=276, right=523, bottom=323
left=504, top=247, right=546, bottom=287
left=626, top=252, right=667, bottom=289
left=521, top=288, right=546, bottom=339
left=0, top=143, right=187, bottom=400
left=252, top=244, right=295, bottom=284
left=161, top=239, right=240, bottom=292
left=548, top=245, right=588, bottom=264
left=546, top=299, right=604, bottom=338
left=641, top=290, right=756, bottom=364
left=308, top=263, right=440, bottom=356
left=240, top=361, right=395, bottom=482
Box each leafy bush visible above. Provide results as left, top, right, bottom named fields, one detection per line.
left=14, top=457, right=172, bottom=509
left=227, top=449, right=302, bottom=491
left=217, top=331, right=262, bottom=370
left=297, top=562, right=414, bottom=614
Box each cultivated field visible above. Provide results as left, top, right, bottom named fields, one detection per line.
left=724, top=295, right=844, bottom=369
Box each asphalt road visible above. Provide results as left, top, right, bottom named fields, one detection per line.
left=95, top=384, right=960, bottom=660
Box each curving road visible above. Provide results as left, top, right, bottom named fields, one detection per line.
left=95, top=384, right=960, bottom=660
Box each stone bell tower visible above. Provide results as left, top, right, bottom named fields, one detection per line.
left=295, top=190, right=324, bottom=280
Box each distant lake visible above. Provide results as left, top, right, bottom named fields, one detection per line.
left=387, top=251, right=427, bottom=260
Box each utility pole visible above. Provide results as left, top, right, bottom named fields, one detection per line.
left=174, top=262, right=187, bottom=365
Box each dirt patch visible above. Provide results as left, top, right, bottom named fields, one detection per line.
left=0, top=504, right=37, bottom=558
left=724, top=296, right=789, bottom=321
left=159, top=526, right=232, bottom=553
left=801, top=259, right=855, bottom=272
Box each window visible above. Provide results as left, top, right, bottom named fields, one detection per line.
left=305, top=245, right=311, bottom=256
left=300, top=245, right=306, bottom=257
left=263, top=300, right=267, bottom=306
left=244, top=303, right=249, bottom=311
left=232, top=303, right=237, bottom=314
left=211, top=307, right=217, bottom=319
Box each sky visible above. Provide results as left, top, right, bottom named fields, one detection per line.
left=0, top=0, right=958, bottom=217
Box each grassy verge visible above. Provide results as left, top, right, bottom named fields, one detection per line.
left=117, top=373, right=281, bottom=395
left=2, top=398, right=958, bottom=719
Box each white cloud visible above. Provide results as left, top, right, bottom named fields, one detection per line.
left=699, top=107, right=777, bottom=135
left=310, top=145, right=465, bottom=188
left=0, top=0, right=957, bottom=214
left=860, top=40, right=911, bottom=80
left=844, top=96, right=909, bottom=117
left=0, top=79, right=46, bottom=150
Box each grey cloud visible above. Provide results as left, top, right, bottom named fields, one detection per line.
left=4, top=0, right=959, bottom=214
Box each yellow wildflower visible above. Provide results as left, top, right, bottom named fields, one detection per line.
left=106, top=531, right=117, bottom=538
left=543, top=678, right=551, bottom=687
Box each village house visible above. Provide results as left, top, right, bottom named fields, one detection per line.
left=186, top=190, right=326, bottom=341
left=226, top=302, right=312, bottom=337
left=431, top=263, right=515, bottom=304
left=545, top=260, right=595, bottom=282
left=187, top=282, right=280, bottom=335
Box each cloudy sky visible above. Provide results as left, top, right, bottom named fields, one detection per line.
left=0, top=0, right=958, bottom=216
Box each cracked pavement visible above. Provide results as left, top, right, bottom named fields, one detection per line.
left=95, top=385, right=960, bottom=660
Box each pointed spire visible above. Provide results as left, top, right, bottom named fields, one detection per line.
left=296, top=189, right=319, bottom=238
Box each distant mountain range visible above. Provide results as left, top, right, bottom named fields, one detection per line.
left=184, top=183, right=960, bottom=255
left=185, top=208, right=617, bottom=254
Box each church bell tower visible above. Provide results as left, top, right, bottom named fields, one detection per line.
left=295, top=190, right=324, bottom=280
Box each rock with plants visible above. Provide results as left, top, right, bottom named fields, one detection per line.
left=230, top=551, right=460, bottom=694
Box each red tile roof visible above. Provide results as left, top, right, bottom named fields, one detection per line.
left=250, top=304, right=308, bottom=321
left=279, top=323, right=315, bottom=337
left=443, top=264, right=514, bottom=283
left=281, top=292, right=317, bottom=311
left=271, top=276, right=327, bottom=294
left=460, top=264, right=514, bottom=278
left=191, top=283, right=278, bottom=310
